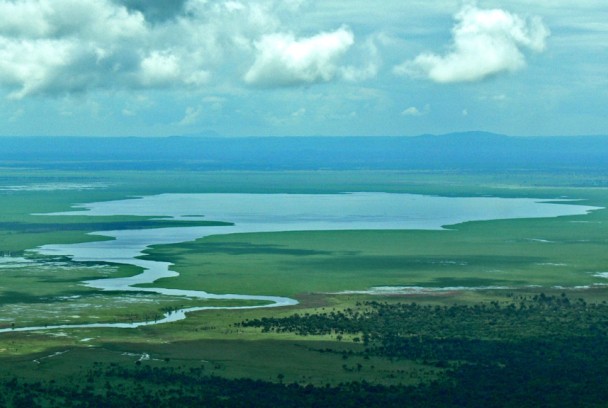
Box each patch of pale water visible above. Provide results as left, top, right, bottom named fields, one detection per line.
left=337, top=283, right=608, bottom=295
left=332, top=286, right=514, bottom=295
left=0, top=182, right=109, bottom=192
left=0, top=302, right=284, bottom=334
left=44, top=192, right=600, bottom=228
left=1, top=192, right=602, bottom=334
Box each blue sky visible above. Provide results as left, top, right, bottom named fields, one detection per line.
left=0, top=0, right=606, bottom=137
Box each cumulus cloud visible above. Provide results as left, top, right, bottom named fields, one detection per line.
left=395, top=4, right=550, bottom=83
left=0, top=0, right=361, bottom=99
left=0, top=0, right=148, bottom=98
left=244, top=27, right=355, bottom=86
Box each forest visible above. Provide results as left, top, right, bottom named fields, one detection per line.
left=2, top=292, right=607, bottom=407
left=1, top=165, right=607, bottom=407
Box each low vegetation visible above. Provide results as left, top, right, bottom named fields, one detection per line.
left=2, top=291, right=608, bottom=407
left=1, top=169, right=608, bottom=406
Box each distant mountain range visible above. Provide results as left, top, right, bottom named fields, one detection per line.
left=2, top=132, right=607, bottom=171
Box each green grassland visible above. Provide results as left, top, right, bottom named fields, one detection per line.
left=1, top=168, right=608, bottom=406
left=141, top=215, right=608, bottom=296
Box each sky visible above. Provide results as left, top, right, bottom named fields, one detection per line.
left=0, top=0, right=607, bottom=137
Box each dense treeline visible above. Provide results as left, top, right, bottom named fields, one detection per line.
left=2, top=337, right=607, bottom=407
left=3, top=355, right=606, bottom=408
left=236, top=294, right=608, bottom=406
left=2, top=294, right=608, bottom=407
left=239, top=294, right=608, bottom=343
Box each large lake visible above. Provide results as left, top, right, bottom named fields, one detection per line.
left=2, top=192, right=599, bottom=333
left=46, top=192, right=599, bottom=229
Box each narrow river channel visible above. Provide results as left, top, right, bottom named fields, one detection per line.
left=0, top=193, right=600, bottom=334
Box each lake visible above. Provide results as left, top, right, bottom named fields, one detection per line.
left=2, top=192, right=599, bottom=333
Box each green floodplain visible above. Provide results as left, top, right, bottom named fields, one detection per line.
left=2, top=168, right=608, bottom=406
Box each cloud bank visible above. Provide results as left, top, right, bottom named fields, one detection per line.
left=395, top=5, right=549, bottom=83
left=0, top=0, right=363, bottom=98
left=0, top=1, right=551, bottom=100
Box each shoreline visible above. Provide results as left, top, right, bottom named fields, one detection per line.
left=1, top=192, right=600, bottom=334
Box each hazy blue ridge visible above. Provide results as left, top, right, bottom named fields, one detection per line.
left=1, top=132, right=607, bottom=171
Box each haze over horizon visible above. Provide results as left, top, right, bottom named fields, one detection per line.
left=1, top=1, right=606, bottom=138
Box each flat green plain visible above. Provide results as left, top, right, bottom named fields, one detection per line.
left=1, top=168, right=608, bottom=397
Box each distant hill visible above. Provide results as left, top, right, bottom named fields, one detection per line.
left=1, top=132, right=607, bottom=171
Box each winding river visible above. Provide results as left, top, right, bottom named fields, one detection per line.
left=0, top=192, right=601, bottom=333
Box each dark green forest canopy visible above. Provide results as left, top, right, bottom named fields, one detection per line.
left=3, top=294, right=608, bottom=407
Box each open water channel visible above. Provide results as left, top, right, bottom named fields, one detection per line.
left=0, top=193, right=600, bottom=333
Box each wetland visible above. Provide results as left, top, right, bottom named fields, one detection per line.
left=2, top=192, right=599, bottom=333
left=2, top=168, right=608, bottom=407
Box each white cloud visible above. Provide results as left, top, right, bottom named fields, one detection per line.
left=401, top=105, right=428, bottom=116
left=0, top=0, right=363, bottom=98
left=139, top=51, right=182, bottom=87
left=402, top=107, right=421, bottom=116
left=0, top=37, right=78, bottom=99
left=0, top=0, right=353, bottom=99
left=244, top=27, right=355, bottom=86
left=0, top=1, right=52, bottom=38
left=395, top=4, right=550, bottom=83
left=0, top=0, right=148, bottom=98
